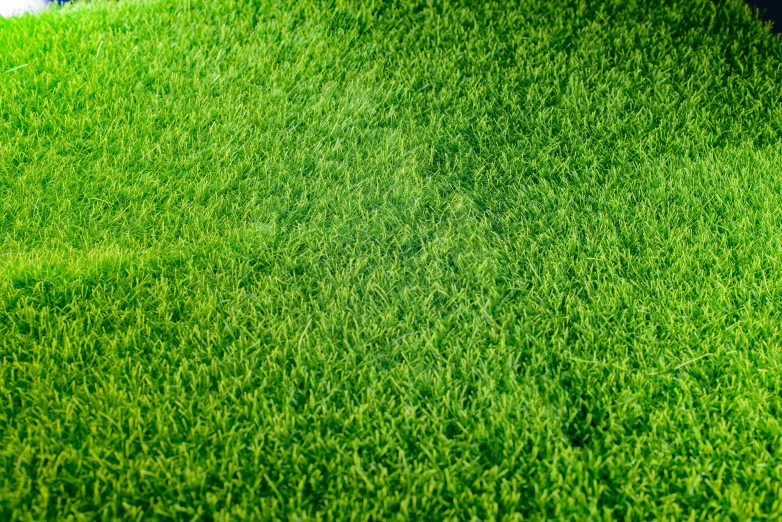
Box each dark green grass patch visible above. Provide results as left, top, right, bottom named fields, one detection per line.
left=2, top=0, right=782, bottom=519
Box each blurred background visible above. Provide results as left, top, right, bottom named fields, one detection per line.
left=0, top=0, right=47, bottom=18
left=745, top=0, right=781, bottom=32
left=0, top=0, right=67, bottom=18
left=0, top=1, right=779, bottom=30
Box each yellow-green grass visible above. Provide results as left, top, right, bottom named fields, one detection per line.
left=2, top=0, right=782, bottom=519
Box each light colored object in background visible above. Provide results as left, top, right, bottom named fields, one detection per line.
left=0, top=0, right=48, bottom=17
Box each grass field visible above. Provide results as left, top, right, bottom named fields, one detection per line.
left=1, top=0, right=782, bottom=519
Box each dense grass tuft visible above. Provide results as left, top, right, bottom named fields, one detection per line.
left=2, top=0, right=782, bottom=519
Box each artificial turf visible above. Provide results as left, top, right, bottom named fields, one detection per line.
left=1, top=0, right=782, bottom=519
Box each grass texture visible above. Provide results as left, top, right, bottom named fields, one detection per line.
left=2, top=0, right=782, bottom=519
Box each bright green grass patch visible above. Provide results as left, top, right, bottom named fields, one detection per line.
left=2, top=0, right=782, bottom=519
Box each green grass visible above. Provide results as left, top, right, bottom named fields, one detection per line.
left=1, top=0, right=782, bottom=519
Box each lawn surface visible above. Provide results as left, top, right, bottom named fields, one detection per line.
left=2, top=0, right=782, bottom=519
